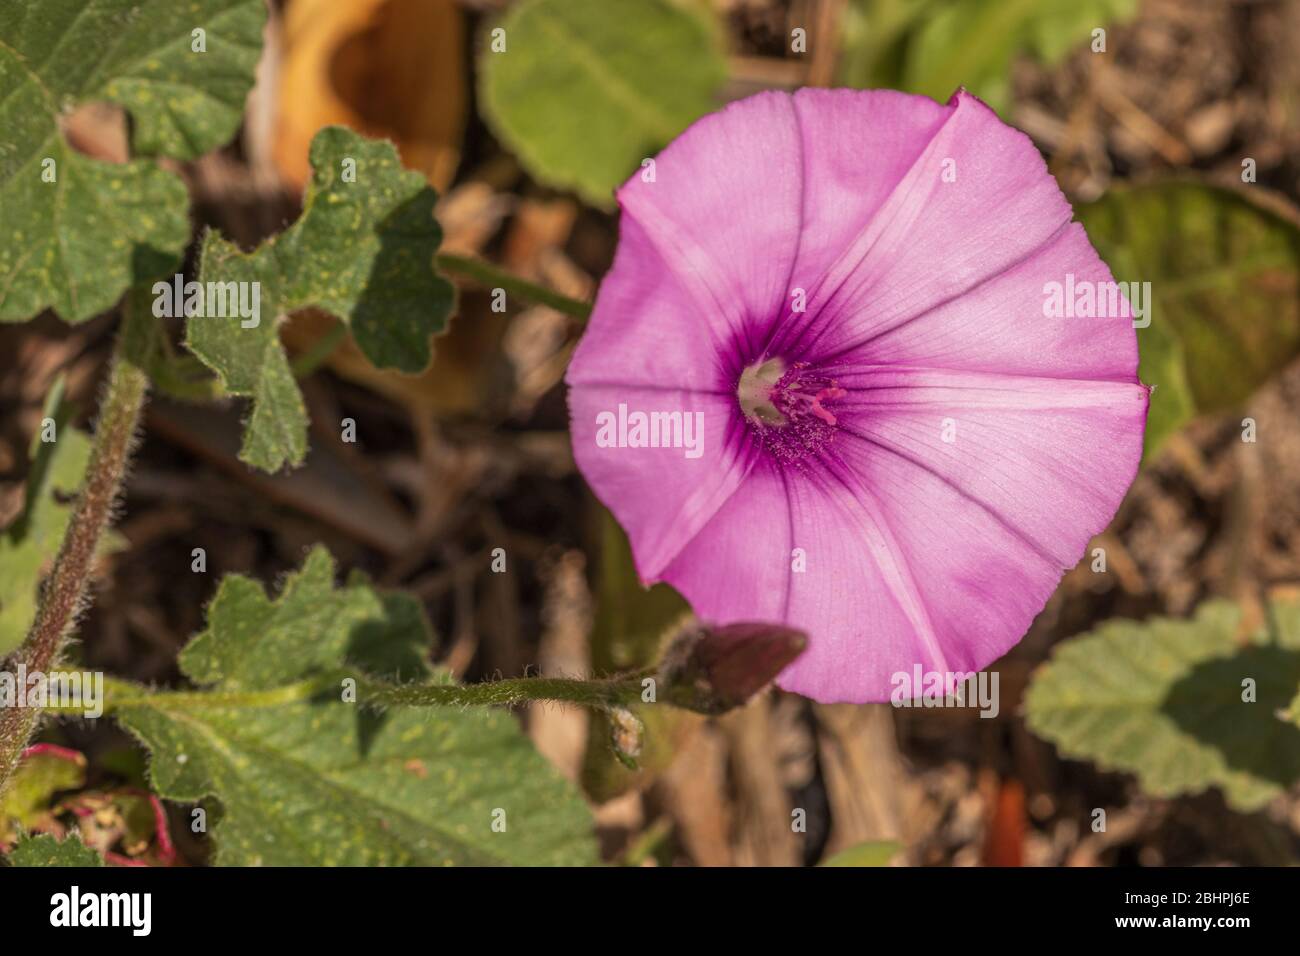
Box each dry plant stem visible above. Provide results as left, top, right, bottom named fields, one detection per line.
left=814, top=703, right=906, bottom=854
left=721, top=699, right=800, bottom=866
left=0, top=296, right=152, bottom=797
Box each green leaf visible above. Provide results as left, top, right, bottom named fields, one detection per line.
left=6, top=832, right=102, bottom=867
left=589, top=503, right=689, bottom=674
left=479, top=0, right=727, bottom=207
left=820, top=840, right=900, bottom=867
left=185, top=126, right=455, bottom=472
left=0, top=745, right=86, bottom=840
left=862, top=0, right=1137, bottom=113
left=581, top=503, right=691, bottom=801
left=342, top=569, right=437, bottom=683
left=1020, top=0, right=1137, bottom=65
left=1024, top=600, right=1300, bottom=812
left=0, top=379, right=91, bottom=655
left=838, top=0, right=943, bottom=91
left=177, top=546, right=384, bottom=691
left=115, top=547, right=597, bottom=865
left=1079, top=183, right=1300, bottom=458
left=0, top=0, right=266, bottom=322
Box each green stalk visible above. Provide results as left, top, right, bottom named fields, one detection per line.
left=361, top=672, right=645, bottom=710
left=52, top=670, right=651, bottom=718
left=0, top=294, right=154, bottom=797
left=37, top=623, right=807, bottom=722
left=435, top=252, right=592, bottom=320
left=288, top=321, right=349, bottom=377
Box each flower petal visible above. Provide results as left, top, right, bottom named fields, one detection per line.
left=662, top=458, right=961, bottom=703
left=659, top=460, right=792, bottom=625
left=657, top=369, right=1146, bottom=703
left=605, top=90, right=800, bottom=374
left=776, top=444, right=1072, bottom=703
left=850, top=223, right=1140, bottom=381
left=769, top=90, right=1074, bottom=364
left=566, top=213, right=739, bottom=392
left=784, top=87, right=953, bottom=299
left=567, top=384, right=756, bottom=579
left=831, top=367, right=1148, bottom=567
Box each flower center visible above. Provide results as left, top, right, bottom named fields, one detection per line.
left=737, top=358, right=846, bottom=463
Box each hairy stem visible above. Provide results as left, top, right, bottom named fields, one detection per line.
left=38, top=621, right=808, bottom=723
left=0, top=295, right=153, bottom=796
left=362, top=673, right=646, bottom=710
left=62, top=670, right=651, bottom=718
left=435, top=252, right=592, bottom=320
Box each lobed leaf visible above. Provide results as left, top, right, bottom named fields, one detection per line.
left=185, top=126, right=455, bottom=472
left=5, top=831, right=102, bottom=867
left=115, top=546, right=598, bottom=865
left=1024, top=600, right=1300, bottom=811
left=0, top=0, right=266, bottom=322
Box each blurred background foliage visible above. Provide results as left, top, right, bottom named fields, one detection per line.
left=3, top=0, right=1300, bottom=866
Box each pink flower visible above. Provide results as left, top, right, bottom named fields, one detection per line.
left=566, top=89, right=1148, bottom=703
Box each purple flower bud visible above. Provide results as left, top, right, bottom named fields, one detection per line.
left=658, top=621, right=808, bottom=714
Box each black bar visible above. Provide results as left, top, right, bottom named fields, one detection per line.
left=2, top=865, right=1283, bottom=941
